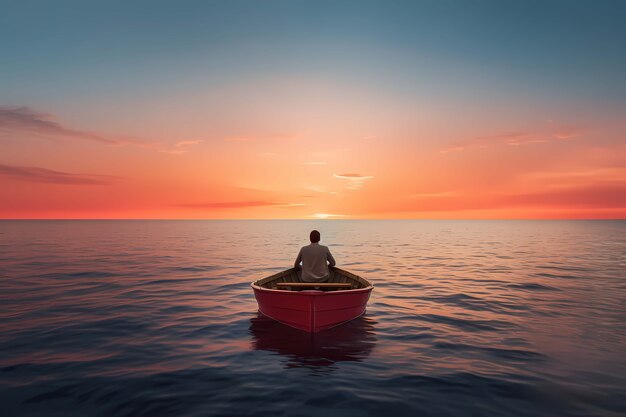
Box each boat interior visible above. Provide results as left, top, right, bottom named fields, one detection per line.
left=254, top=267, right=371, bottom=291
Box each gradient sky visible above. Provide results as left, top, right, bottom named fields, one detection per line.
left=1, top=0, right=625, bottom=219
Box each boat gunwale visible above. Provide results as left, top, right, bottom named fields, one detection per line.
left=250, top=266, right=373, bottom=295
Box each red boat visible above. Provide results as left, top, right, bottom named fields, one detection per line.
left=251, top=267, right=373, bottom=333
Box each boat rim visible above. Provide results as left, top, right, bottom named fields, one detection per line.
left=250, top=267, right=374, bottom=294
left=250, top=283, right=374, bottom=294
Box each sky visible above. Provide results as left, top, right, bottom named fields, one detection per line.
left=1, top=0, right=625, bottom=219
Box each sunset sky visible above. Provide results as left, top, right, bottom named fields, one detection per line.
left=1, top=0, right=625, bottom=219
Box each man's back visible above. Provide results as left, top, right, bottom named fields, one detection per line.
left=295, top=242, right=336, bottom=282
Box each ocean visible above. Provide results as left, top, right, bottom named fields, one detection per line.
left=0, top=220, right=625, bottom=416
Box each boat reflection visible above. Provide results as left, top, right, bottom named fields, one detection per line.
left=249, top=313, right=377, bottom=369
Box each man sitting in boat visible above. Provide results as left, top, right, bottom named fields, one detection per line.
left=294, top=230, right=336, bottom=282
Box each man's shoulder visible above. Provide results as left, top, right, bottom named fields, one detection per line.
left=301, top=243, right=329, bottom=250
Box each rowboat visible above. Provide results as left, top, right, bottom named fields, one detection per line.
left=251, top=267, right=373, bottom=333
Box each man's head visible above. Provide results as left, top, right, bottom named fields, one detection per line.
left=310, top=230, right=321, bottom=243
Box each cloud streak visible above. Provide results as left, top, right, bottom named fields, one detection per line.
left=175, top=140, right=202, bottom=147
left=158, top=139, right=203, bottom=154
left=0, top=106, right=206, bottom=155
left=0, top=106, right=122, bottom=144
left=408, top=191, right=458, bottom=198
left=373, top=182, right=626, bottom=214
left=333, top=173, right=374, bottom=180
left=333, top=173, right=374, bottom=190
left=440, top=125, right=586, bottom=153
left=0, top=163, right=119, bottom=185
left=177, top=201, right=307, bottom=209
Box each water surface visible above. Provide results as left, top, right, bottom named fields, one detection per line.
left=1, top=220, right=625, bottom=416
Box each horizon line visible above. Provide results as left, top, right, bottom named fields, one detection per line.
left=1, top=218, right=624, bottom=221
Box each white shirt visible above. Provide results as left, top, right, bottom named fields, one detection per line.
left=294, top=243, right=336, bottom=282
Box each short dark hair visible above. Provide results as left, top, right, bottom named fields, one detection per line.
left=310, top=230, right=320, bottom=243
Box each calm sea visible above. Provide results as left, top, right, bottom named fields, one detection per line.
left=0, top=220, right=625, bottom=416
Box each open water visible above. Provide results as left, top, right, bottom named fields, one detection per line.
left=0, top=220, right=625, bottom=416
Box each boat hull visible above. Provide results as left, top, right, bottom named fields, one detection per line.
left=252, top=286, right=372, bottom=333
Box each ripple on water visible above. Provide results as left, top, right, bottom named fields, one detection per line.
left=0, top=220, right=625, bottom=416
left=508, top=282, right=560, bottom=291
left=417, top=313, right=517, bottom=332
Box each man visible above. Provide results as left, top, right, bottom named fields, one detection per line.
left=294, top=230, right=336, bottom=282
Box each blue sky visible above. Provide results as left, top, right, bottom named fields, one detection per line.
left=2, top=0, right=626, bottom=105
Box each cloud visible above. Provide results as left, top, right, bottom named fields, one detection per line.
left=159, top=140, right=203, bottom=154
left=408, top=191, right=458, bottom=198
left=272, top=203, right=310, bottom=208
left=159, top=149, right=188, bottom=155
left=373, top=182, right=626, bottom=215
left=0, top=106, right=122, bottom=144
left=300, top=184, right=328, bottom=193
left=175, top=140, right=202, bottom=147
left=519, top=168, right=626, bottom=185
left=224, top=132, right=300, bottom=143
left=224, top=136, right=251, bottom=142
left=440, top=125, right=586, bottom=153
left=333, top=173, right=374, bottom=180
left=553, top=130, right=580, bottom=139
left=302, top=162, right=328, bottom=165
left=333, top=173, right=374, bottom=190
left=0, top=163, right=119, bottom=185
left=178, top=201, right=307, bottom=209
left=503, top=183, right=626, bottom=209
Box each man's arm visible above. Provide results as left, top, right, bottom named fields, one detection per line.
left=294, top=248, right=303, bottom=270
left=327, top=248, right=336, bottom=268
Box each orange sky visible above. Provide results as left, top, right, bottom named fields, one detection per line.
left=1, top=99, right=625, bottom=219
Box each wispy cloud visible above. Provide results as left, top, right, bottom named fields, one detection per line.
left=333, top=173, right=374, bottom=190
left=224, top=136, right=251, bottom=143
left=224, top=132, right=300, bottom=143
left=372, top=181, right=626, bottom=215
left=300, top=184, right=328, bottom=193
left=175, top=140, right=202, bottom=147
left=272, top=203, right=309, bottom=208
left=552, top=130, right=580, bottom=139
left=0, top=105, right=211, bottom=156
left=0, top=163, right=119, bottom=185
left=519, top=168, right=626, bottom=185
left=159, top=139, right=203, bottom=154
left=0, top=106, right=125, bottom=145
left=159, top=149, right=187, bottom=155
left=440, top=125, right=586, bottom=153
left=408, top=191, right=458, bottom=198
left=503, top=183, right=626, bottom=208
left=333, top=173, right=374, bottom=180
left=177, top=201, right=308, bottom=209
